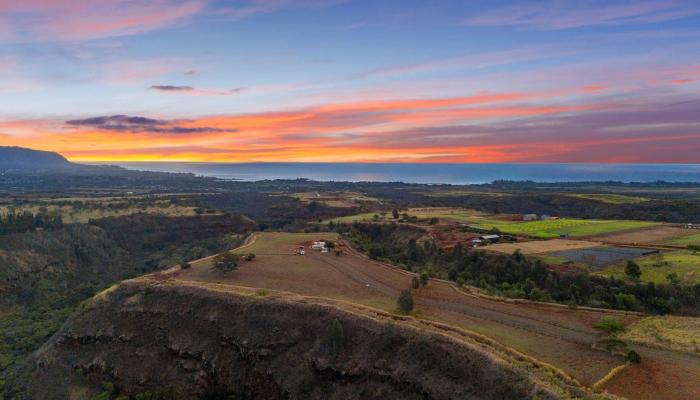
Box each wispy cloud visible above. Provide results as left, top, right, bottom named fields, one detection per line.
left=0, top=0, right=206, bottom=42
left=150, top=85, right=246, bottom=96
left=211, top=0, right=349, bottom=19
left=464, top=0, right=700, bottom=30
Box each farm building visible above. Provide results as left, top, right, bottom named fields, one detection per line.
left=523, top=214, right=538, bottom=221
left=687, top=223, right=700, bottom=229
left=479, top=234, right=500, bottom=243
left=311, top=241, right=327, bottom=250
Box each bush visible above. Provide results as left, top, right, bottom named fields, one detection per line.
left=627, top=349, right=641, bottom=364
left=411, top=276, right=420, bottom=289
left=180, top=262, right=191, bottom=270
left=245, top=253, right=256, bottom=261
left=397, top=290, right=414, bottom=315
left=419, top=270, right=430, bottom=287
left=212, top=252, right=239, bottom=273
left=625, top=261, right=641, bottom=280
left=594, top=317, right=626, bottom=335
left=326, top=318, right=347, bottom=355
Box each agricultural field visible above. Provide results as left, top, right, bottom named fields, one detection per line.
left=622, top=316, right=700, bottom=355
left=0, top=196, right=204, bottom=223
left=484, top=239, right=602, bottom=255
left=405, top=208, right=508, bottom=223
left=591, top=225, right=694, bottom=246
left=565, top=193, right=651, bottom=204
left=418, top=189, right=511, bottom=198
left=289, top=191, right=379, bottom=208
left=597, top=250, right=700, bottom=284
left=471, top=218, right=659, bottom=239
left=662, top=232, right=700, bottom=247
left=171, top=231, right=700, bottom=399
left=548, top=246, right=653, bottom=268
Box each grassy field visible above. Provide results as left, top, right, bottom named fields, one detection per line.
left=485, top=239, right=602, bottom=255
left=419, top=190, right=511, bottom=198
left=597, top=250, right=700, bottom=284
left=622, top=316, right=700, bottom=355
left=566, top=193, right=650, bottom=204
left=663, top=232, right=700, bottom=247
left=0, top=198, right=202, bottom=223
left=323, top=212, right=389, bottom=224
left=289, top=191, right=379, bottom=208
left=472, top=219, right=658, bottom=239
left=325, top=208, right=497, bottom=224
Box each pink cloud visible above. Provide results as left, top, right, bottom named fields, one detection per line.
left=464, top=0, right=700, bottom=30
left=0, top=0, right=205, bottom=41
left=212, top=0, right=348, bottom=19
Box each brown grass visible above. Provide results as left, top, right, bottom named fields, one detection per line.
left=485, top=239, right=602, bottom=255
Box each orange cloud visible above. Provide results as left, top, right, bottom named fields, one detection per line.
left=7, top=89, right=696, bottom=163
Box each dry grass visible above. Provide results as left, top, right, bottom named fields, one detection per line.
left=622, top=316, right=700, bottom=355
left=485, top=239, right=602, bottom=255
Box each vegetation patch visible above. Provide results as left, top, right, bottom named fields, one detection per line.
left=565, top=193, right=651, bottom=204
left=597, top=250, right=700, bottom=284
left=548, top=246, right=652, bottom=268
left=472, top=218, right=658, bottom=239
left=622, top=316, right=700, bottom=354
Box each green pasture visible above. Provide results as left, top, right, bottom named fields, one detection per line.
left=565, top=193, right=651, bottom=204
left=471, top=219, right=658, bottom=239
left=597, top=251, right=700, bottom=285
left=663, top=232, right=700, bottom=247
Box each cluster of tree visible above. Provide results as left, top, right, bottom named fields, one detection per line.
left=340, top=223, right=700, bottom=316
left=0, top=211, right=63, bottom=235
left=1, top=213, right=254, bottom=396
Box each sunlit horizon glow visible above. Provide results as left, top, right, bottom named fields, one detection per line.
left=1, top=0, right=699, bottom=163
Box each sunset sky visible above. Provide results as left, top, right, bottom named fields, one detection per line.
left=1, top=0, right=699, bottom=163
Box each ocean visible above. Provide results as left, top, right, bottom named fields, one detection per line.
left=108, top=162, right=700, bottom=185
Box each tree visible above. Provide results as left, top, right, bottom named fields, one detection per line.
left=392, top=208, right=399, bottom=219
left=212, top=252, right=239, bottom=273
left=625, top=261, right=642, bottom=280
left=327, top=318, right=346, bottom=355
left=419, top=270, right=430, bottom=287
left=594, top=317, right=625, bottom=336
left=411, top=276, right=420, bottom=289
left=397, top=290, right=414, bottom=314
left=627, top=350, right=641, bottom=364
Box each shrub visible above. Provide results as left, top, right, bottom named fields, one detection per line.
left=627, top=350, right=641, bottom=364
left=419, top=270, right=430, bottom=287
left=212, top=252, right=239, bottom=273
left=255, top=288, right=268, bottom=297
left=625, top=261, right=641, bottom=280
left=379, top=323, right=403, bottom=353
left=594, top=317, right=626, bottom=335
left=411, top=276, right=420, bottom=289
left=326, top=318, right=347, bottom=355
left=397, top=290, right=414, bottom=315
left=245, top=253, right=256, bottom=261
left=180, top=262, right=191, bottom=270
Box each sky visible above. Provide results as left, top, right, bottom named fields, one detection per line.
left=0, top=0, right=699, bottom=163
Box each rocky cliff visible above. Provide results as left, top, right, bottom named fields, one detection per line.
left=20, top=280, right=614, bottom=400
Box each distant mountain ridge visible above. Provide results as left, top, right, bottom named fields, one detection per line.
left=0, top=146, right=73, bottom=170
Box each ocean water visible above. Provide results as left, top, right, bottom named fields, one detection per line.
left=110, top=162, right=700, bottom=184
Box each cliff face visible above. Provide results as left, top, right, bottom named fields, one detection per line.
left=21, top=281, right=606, bottom=400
